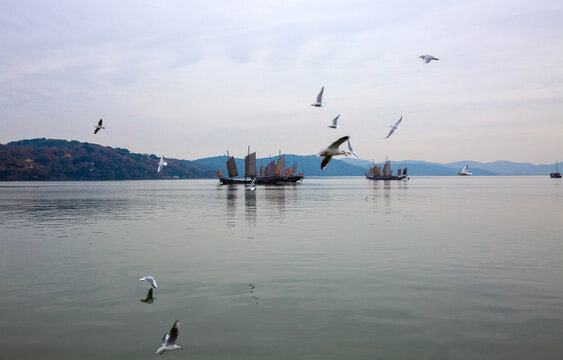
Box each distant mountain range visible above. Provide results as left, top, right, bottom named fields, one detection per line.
left=0, top=138, right=558, bottom=180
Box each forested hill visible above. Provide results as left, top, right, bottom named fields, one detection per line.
left=0, top=138, right=215, bottom=180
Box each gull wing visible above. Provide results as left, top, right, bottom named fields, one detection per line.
left=161, top=333, right=170, bottom=347
left=425, top=56, right=431, bottom=63
left=327, top=136, right=349, bottom=150
left=98, top=118, right=103, bottom=126
left=347, top=140, right=359, bottom=158
left=321, top=155, right=332, bottom=170
left=394, top=116, right=403, bottom=127
left=316, top=86, right=324, bottom=104
left=167, top=321, right=179, bottom=345
left=94, top=127, right=100, bottom=134
left=384, top=128, right=395, bottom=139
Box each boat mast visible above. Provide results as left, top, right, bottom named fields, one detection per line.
left=246, top=146, right=250, bottom=180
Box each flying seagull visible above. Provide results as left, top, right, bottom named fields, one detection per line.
left=139, top=276, right=158, bottom=289
left=311, top=86, right=326, bottom=107
left=319, top=136, right=350, bottom=170
left=94, top=118, right=105, bottom=134
left=384, top=116, right=402, bottom=139
left=328, top=114, right=340, bottom=129
left=156, top=320, right=183, bottom=355
left=157, top=156, right=168, bottom=173
left=419, top=55, right=439, bottom=63
left=346, top=140, right=359, bottom=158
left=245, top=178, right=256, bottom=191
left=140, top=288, right=156, bottom=304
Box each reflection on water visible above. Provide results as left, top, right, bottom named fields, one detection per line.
left=140, top=287, right=156, bottom=304
left=244, top=190, right=256, bottom=227
left=1, top=178, right=563, bottom=360
left=0, top=182, right=164, bottom=228
left=218, top=183, right=301, bottom=227
left=366, top=179, right=409, bottom=215
left=225, top=185, right=238, bottom=227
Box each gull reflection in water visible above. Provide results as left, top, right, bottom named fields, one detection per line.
left=140, top=287, right=156, bottom=304
left=245, top=188, right=256, bottom=226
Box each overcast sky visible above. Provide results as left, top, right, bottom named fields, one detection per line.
left=1, top=0, right=562, bottom=163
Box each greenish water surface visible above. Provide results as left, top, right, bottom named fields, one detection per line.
left=1, top=177, right=562, bottom=359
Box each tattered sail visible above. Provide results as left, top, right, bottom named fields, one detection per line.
left=245, top=152, right=257, bottom=178
left=265, top=160, right=275, bottom=176
left=260, top=164, right=265, bottom=177
left=274, top=161, right=282, bottom=176
left=226, top=156, right=238, bottom=178
left=216, top=169, right=224, bottom=178
left=383, top=161, right=391, bottom=176
left=276, top=156, right=285, bottom=177
left=374, top=165, right=381, bottom=177
left=291, top=163, right=297, bottom=176
left=397, top=169, right=402, bottom=176
left=403, top=167, right=407, bottom=176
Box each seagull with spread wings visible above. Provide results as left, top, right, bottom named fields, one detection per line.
left=319, top=136, right=350, bottom=170
left=139, top=276, right=158, bottom=289
left=157, top=156, right=168, bottom=173
left=156, top=320, right=183, bottom=355
left=94, top=118, right=105, bottom=134
left=419, top=54, right=439, bottom=63
left=328, top=114, right=340, bottom=129
left=245, top=178, right=256, bottom=191
left=385, top=116, right=402, bottom=139
left=311, top=86, right=326, bottom=107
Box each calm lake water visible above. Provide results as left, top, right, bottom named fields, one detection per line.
left=1, top=177, right=562, bottom=359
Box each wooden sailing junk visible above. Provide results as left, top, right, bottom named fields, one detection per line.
left=365, top=161, right=408, bottom=181
left=218, top=148, right=304, bottom=185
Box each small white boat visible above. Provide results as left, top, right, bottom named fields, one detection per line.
left=458, top=164, right=472, bottom=176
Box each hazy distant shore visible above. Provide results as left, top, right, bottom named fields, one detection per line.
left=0, top=139, right=558, bottom=180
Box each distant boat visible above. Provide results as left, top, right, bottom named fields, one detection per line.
left=458, top=164, right=472, bottom=176
left=551, top=160, right=561, bottom=178
left=218, top=148, right=303, bottom=185
left=365, top=161, right=408, bottom=181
